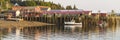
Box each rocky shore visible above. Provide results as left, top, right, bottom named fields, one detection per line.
left=0, top=20, right=54, bottom=28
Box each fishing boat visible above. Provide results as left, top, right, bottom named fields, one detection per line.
left=98, top=21, right=108, bottom=27
left=64, top=20, right=82, bottom=25
left=64, top=25, right=82, bottom=28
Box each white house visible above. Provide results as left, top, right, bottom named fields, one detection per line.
left=15, top=10, right=20, bottom=16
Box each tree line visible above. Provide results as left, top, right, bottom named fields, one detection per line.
left=0, top=0, right=78, bottom=10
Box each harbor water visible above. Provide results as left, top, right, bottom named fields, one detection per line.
left=0, top=21, right=120, bottom=40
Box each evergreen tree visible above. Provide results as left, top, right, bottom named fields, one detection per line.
left=66, top=5, right=73, bottom=10
left=43, top=0, right=45, bottom=2
left=2, top=0, right=75, bottom=10
left=25, top=1, right=36, bottom=6
left=111, top=10, right=116, bottom=16
left=73, top=5, right=78, bottom=10
left=0, top=0, right=4, bottom=7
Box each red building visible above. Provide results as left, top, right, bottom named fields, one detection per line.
left=91, top=13, right=107, bottom=17
left=42, top=10, right=91, bottom=15
left=12, top=6, right=51, bottom=17
left=99, top=13, right=107, bottom=17
left=12, top=6, right=51, bottom=12
left=91, top=13, right=98, bottom=16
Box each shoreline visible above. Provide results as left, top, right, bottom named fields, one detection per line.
left=0, top=20, right=54, bottom=28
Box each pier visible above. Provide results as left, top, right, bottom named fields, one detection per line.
left=0, top=10, right=119, bottom=29
left=0, top=13, right=118, bottom=28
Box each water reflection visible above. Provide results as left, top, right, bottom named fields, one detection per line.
left=0, top=23, right=120, bottom=40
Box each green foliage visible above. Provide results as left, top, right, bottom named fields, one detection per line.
left=1, top=2, right=7, bottom=9
left=73, top=5, right=78, bottom=10
left=66, top=5, right=73, bottom=10
left=0, top=0, right=12, bottom=10
left=110, top=10, right=116, bottom=16
left=1, top=0, right=78, bottom=10
left=24, top=1, right=36, bottom=6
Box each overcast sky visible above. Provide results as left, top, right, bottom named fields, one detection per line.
left=45, top=0, right=120, bottom=13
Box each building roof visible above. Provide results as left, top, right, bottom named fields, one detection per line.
left=23, top=6, right=36, bottom=9
left=12, top=6, right=50, bottom=10
left=14, top=3, right=19, bottom=6
left=41, top=10, right=91, bottom=14
left=1, top=10, right=16, bottom=13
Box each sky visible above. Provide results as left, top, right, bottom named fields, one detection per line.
left=45, top=0, right=120, bottom=13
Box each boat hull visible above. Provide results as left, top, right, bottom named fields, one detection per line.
left=64, top=22, right=82, bottom=25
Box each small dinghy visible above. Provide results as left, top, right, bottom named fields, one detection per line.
left=64, top=25, right=82, bottom=28
left=64, top=20, right=82, bottom=25
left=98, top=21, right=108, bottom=27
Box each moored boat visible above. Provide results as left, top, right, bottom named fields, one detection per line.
left=98, top=21, right=108, bottom=27
left=64, top=20, right=82, bottom=25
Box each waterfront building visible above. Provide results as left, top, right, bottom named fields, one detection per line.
left=91, top=13, right=107, bottom=17
left=1, top=10, right=20, bottom=17
left=12, top=6, right=51, bottom=17
left=99, top=13, right=108, bottom=17
left=91, top=13, right=98, bottom=16
left=42, top=10, right=91, bottom=16
left=12, top=6, right=51, bottom=12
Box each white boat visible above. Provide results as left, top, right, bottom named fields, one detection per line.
left=99, top=22, right=108, bottom=27
left=64, top=25, right=82, bottom=28
left=64, top=20, right=82, bottom=25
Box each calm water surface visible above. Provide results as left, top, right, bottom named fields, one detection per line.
left=0, top=22, right=120, bottom=40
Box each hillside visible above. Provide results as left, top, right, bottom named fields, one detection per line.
left=0, top=0, right=78, bottom=10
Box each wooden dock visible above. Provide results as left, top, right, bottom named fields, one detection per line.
left=0, top=13, right=119, bottom=29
